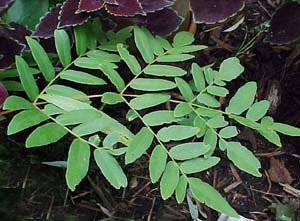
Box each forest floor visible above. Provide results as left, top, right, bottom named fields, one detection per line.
left=1, top=1, right=300, bottom=221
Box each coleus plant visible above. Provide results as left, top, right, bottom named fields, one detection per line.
left=3, top=23, right=300, bottom=218
left=33, top=0, right=246, bottom=38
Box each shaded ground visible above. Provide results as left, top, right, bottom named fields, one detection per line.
left=1, top=1, right=300, bottom=220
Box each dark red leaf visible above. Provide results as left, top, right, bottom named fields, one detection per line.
left=130, top=8, right=183, bottom=36
left=78, top=0, right=104, bottom=12
left=0, top=37, right=24, bottom=69
left=105, top=0, right=145, bottom=16
left=0, top=22, right=31, bottom=48
left=139, top=0, right=173, bottom=13
left=190, top=0, right=245, bottom=24
left=33, top=5, right=61, bottom=39
left=58, top=0, right=90, bottom=28
left=0, top=0, right=14, bottom=16
left=265, top=2, right=300, bottom=44
left=104, top=0, right=118, bottom=4
left=0, top=81, right=8, bottom=107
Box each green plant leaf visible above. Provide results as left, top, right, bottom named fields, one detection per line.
left=143, top=110, right=176, bottom=126
left=87, top=50, right=121, bottom=62
left=2, top=80, right=24, bottom=91
left=168, top=45, right=207, bottom=54
left=189, top=178, right=238, bottom=217
left=197, top=93, right=220, bottom=108
left=66, top=139, right=90, bottom=191
left=46, top=85, right=88, bottom=101
left=191, top=63, right=205, bottom=92
left=219, top=126, right=238, bottom=138
left=25, top=122, right=67, bottom=148
left=204, top=128, right=218, bottom=157
left=226, top=82, right=257, bottom=115
left=60, top=70, right=107, bottom=85
left=74, top=25, right=88, bottom=55
left=117, top=43, right=141, bottom=75
left=174, top=103, right=193, bottom=117
left=175, top=77, right=194, bottom=101
left=94, top=149, right=127, bottom=189
left=173, top=31, right=194, bottom=47
left=54, top=29, right=72, bottom=67
left=8, top=110, right=48, bottom=135
left=169, top=142, right=210, bottom=160
left=207, top=116, right=228, bottom=128
left=258, top=126, right=282, bottom=147
left=193, top=116, right=207, bottom=137
left=126, top=109, right=138, bottom=122
left=160, top=161, right=179, bottom=200
left=246, top=100, right=270, bottom=121
left=157, top=125, right=200, bottom=142
left=271, top=123, right=300, bottom=136
left=3, top=96, right=33, bottom=110
left=15, top=56, right=39, bottom=101
left=218, top=57, right=244, bottom=82
left=134, top=26, right=154, bottom=63
left=43, top=104, right=65, bottom=116
left=180, top=157, right=220, bottom=174
left=175, top=176, right=188, bottom=204
left=226, top=142, right=261, bottom=177
left=129, top=93, right=171, bottom=110
left=149, top=145, right=167, bottom=183
left=230, top=115, right=260, bottom=130
left=125, top=127, right=153, bottom=164
left=101, top=92, right=123, bottom=105
left=56, top=109, right=102, bottom=126
left=157, top=54, right=194, bottom=62
left=99, top=64, right=125, bottom=92
left=26, top=37, right=55, bottom=82
left=203, top=67, right=216, bottom=84
left=40, top=94, right=93, bottom=111
left=207, top=86, right=229, bottom=97
left=130, top=78, right=176, bottom=91
left=144, top=65, right=186, bottom=77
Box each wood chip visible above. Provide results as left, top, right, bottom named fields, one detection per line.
left=268, top=157, right=293, bottom=184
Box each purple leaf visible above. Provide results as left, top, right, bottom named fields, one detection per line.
left=104, top=0, right=118, bottom=4
left=265, top=2, right=300, bottom=44
left=0, top=22, right=31, bottom=48
left=78, top=0, right=105, bottom=12
left=58, top=0, right=90, bottom=28
left=0, top=81, right=8, bottom=107
left=190, top=0, right=245, bottom=24
left=105, top=0, right=145, bottom=16
left=0, top=37, right=24, bottom=69
left=131, top=8, right=183, bottom=36
left=139, top=0, right=173, bottom=13
left=0, top=0, right=14, bottom=16
left=33, top=5, right=61, bottom=39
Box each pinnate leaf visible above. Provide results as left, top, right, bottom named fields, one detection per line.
left=144, top=65, right=186, bottom=77
left=191, top=63, right=205, bottom=92
left=54, top=29, right=72, bottom=67
left=149, top=145, right=167, bottom=183
left=218, top=57, right=244, bottom=82
left=181, top=157, right=220, bottom=174
left=169, top=142, right=210, bottom=160
left=173, top=31, right=194, bottom=47
left=175, top=77, right=194, bottom=101
left=129, top=93, right=170, bottom=110
left=160, top=161, right=179, bottom=200
left=101, top=92, right=123, bottom=105
left=271, top=123, right=300, bottom=136
left=175, top=176, right=188, bottom=204
left=8, top=110, right=48, bottom=135
left=189, top=178, right=238, bottom=217
left=226, top=142, right=261, bottom=177
left=157, top=125, right=199, bottom=142
left=219, top=126, right=238, bottom=138
left=26, top=122, right=67, bottom=148
left=26, top=37, right=55, bottom=82
left=94, top=149, right=127, bottom=189
left=3, top=95, right=33, bottom=110
left=15, top=56, right=39, bottom=101
left=143, top=110, right=176, bottom=126
left=246, top=100, right=270, bottom=121
left=226, top=82, right=257, bottom=115
left=125, top=127, right=153, bottom=164
left=134, top=26, right=154, bottom=63
left=117, top=43, right=141, bottom=75
left=60, top=70, right=107, bottom=85
left=130, top=78, right=176, bottom=91
left=66, top=139, right=90, bottom=191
